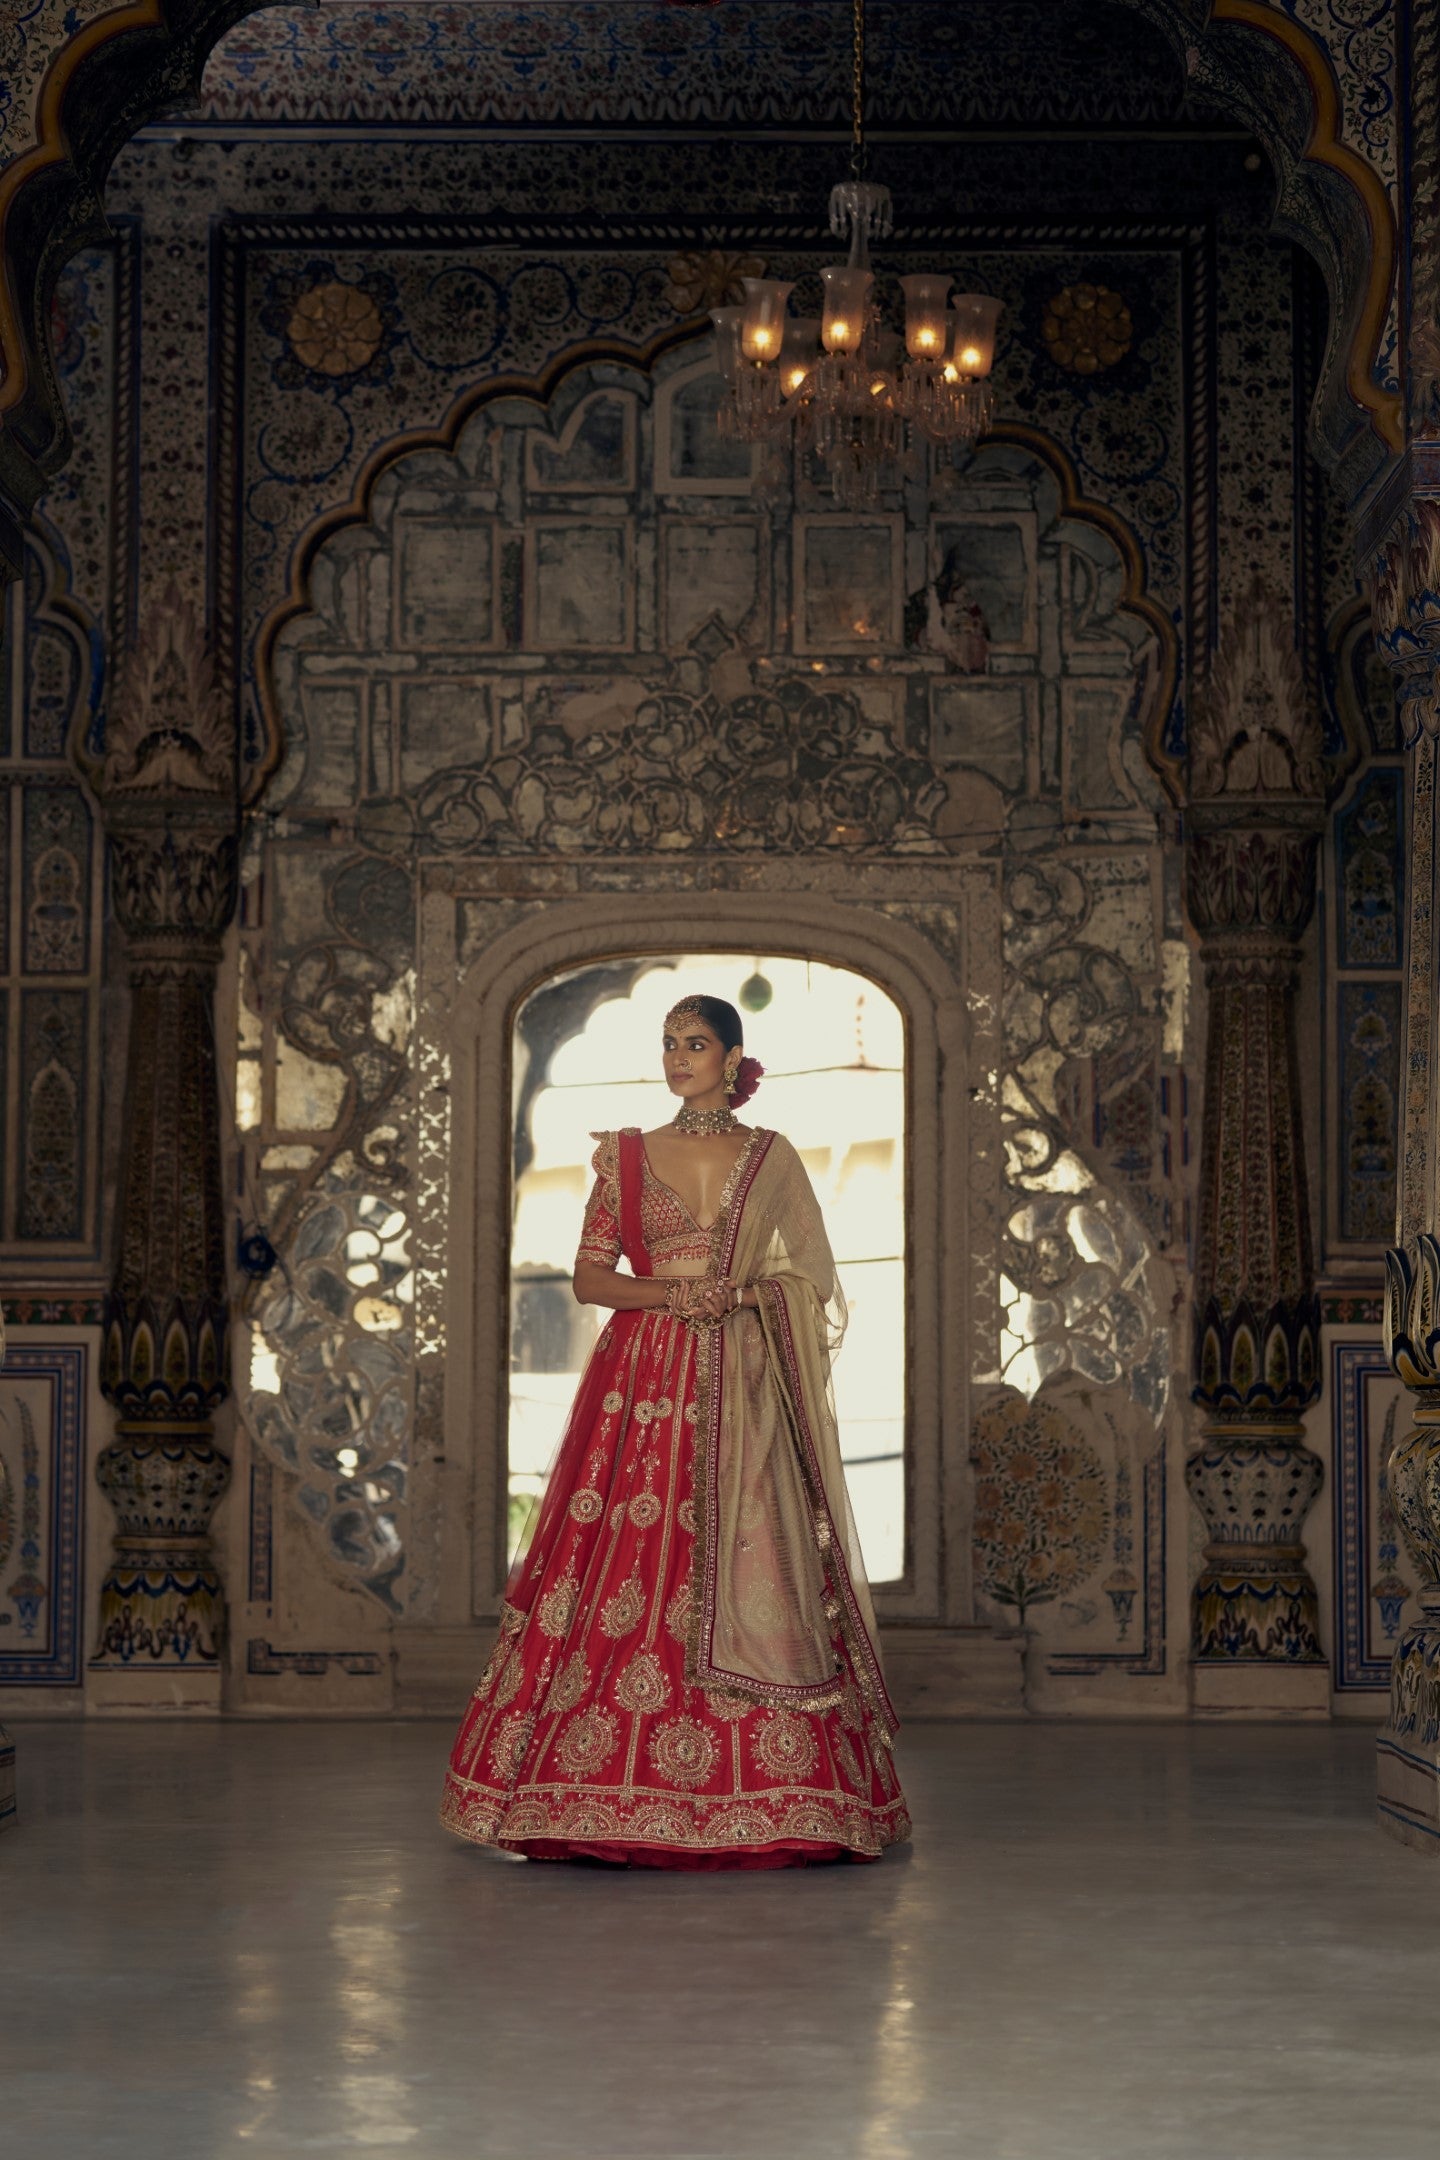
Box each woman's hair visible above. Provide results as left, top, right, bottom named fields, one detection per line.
left=665, top=993, right=743, bottom=1051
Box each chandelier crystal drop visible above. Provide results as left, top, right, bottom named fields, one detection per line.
left=713, top=0, right=1002, bottom=509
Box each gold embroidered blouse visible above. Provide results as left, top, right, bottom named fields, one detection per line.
left=575, top=1129, right=715, bottom=1272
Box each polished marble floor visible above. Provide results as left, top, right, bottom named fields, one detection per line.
left=4, top=1718, right=1439, bottom=2160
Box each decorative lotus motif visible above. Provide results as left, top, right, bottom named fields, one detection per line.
left=286, top=278, right=384, bottom=378
left=1385, top=1235, right=1440, bottom=1392
left=665, top=249, right=768, bottom=317
left=1192, top=1292, right=1321, bottom=1415
left=1041, top=282, right=1133, bottom=374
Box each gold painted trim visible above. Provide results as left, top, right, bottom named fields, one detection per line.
left=0, top=1, right=167, bottom=420
left=1211, top=0, right=1402, bottom=451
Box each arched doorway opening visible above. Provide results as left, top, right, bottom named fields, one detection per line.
left=507, top=953, right=908, bottom=1584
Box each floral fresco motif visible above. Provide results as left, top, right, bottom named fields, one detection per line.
left=286, top=278, right=386, bottom=379
left=971, top=1392, right=1110, bottom=1621
left=1337, top=983, right=1401, bottom=1245
left=1334, top=764, right=1402, bottom=968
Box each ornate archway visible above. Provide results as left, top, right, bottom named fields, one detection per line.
left=0, top=0, right=1408, bottom=594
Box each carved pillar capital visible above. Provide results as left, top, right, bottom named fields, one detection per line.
left=1182, top=586, right=1327, bottom=1684
left=103, top=799, right=238, bottom=970
left=1184, top=807, right=1322, bottom=959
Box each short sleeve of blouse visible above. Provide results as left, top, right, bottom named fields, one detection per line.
left=575, top=1131, right=622, bottom=1269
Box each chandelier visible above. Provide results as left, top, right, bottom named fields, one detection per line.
left=712, top=0, right=1002, bottom=510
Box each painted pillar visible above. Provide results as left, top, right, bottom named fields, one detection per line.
left=1369, top=482, right=1440, bottom=1841
left=1183, top=583, right=1329, bottom=1715
left=0, top=1309, right=11, bottom=1818
left=84, top=590, right=236, bottom=1711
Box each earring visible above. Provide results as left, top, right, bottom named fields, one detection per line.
left=723, top=1055, right=740, bottom=1096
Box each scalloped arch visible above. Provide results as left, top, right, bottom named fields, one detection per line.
left=251, top=329, right=1185, bottom=806
left=0, top=0, right=1405, bottom=590
left=1112, top=0, right=1402, bottom=467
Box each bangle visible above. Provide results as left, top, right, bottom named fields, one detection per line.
left=665, top=1281, right=683, bottom=1316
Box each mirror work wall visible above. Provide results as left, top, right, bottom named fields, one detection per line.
left=0, top=27, right=1404, bottom=1718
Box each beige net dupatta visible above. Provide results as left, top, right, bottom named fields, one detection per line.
left=690, top=1131, right=898, bottom=1741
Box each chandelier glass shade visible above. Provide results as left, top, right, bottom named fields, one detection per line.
left=711, top=0, right=1002, bottom=506
left=713, top=36, right=1004, bottom=518
left=714, top=206, right=1003, bottom=509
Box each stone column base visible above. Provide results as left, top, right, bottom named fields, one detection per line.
left=86, top=1666, right=223, bottom=1716
left=1377, top=1734, right=1440, bottom=1851
left=1191, top=1661, right=1331, bottom=1718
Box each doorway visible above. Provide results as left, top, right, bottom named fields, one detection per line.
left=507, top=953, right=908, bottom=1582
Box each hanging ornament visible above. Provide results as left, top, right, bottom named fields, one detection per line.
left=713, top=0, right=1002, bottom=507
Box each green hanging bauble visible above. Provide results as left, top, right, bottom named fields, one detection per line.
left=739, top=970, right=773, bottom=1013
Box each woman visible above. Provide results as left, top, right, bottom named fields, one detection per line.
left=440, top=993, right=910, bottom=1867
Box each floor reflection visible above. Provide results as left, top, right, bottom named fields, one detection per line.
left=5, top=1720, right=1431, bottom=2159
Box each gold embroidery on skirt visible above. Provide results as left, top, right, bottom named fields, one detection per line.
left=664, top=1583, right=694, bottom=1642
left=568, top=1489, right=604, bottom=1524
left=488, top=1710, right=535, bottom=1781
left=704, top=1688, right=756, bottom=1721
left=500, top=1797, right=550, bottom=1840
left=779, top=1799, right=838, bottom=1841
left=752, top=1709, right=820, bottom=1782
left=628, top=1800, right=694, bottom=1844
left=628, top=1491, right=662, bottom=1529
left=546, top=1651, right=590, bottom=1717
left=703, top=1803, right=775, bottom=1846
left=614, top=1650, right=671, bottom=1714
left=537, top=1573, right=580, bottom=1638
left=600, top=1575, right=646, bottom=1637
left=441, top=1773, right=913, bottom=1858
left=648, top=1713, right=720, bottom=1789
left=492, top=1650, right=524, bottom=1710
left=833, top=1728, right=863, bottom=1790
left=557, top=1798, right=620, bottom=1840
left=556, top=1705, right=621, bottom=1780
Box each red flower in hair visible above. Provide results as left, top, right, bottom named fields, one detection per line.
left=730, top=1055, right=765, bottom=1108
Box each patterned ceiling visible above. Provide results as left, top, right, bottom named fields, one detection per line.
left=194, top=0, right=1208, bottom=134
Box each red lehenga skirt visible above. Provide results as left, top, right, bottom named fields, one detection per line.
left=441, top=1306, right=911, bottom=1868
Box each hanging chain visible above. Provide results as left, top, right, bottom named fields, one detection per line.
left=850, top=0, right=866, bottom=180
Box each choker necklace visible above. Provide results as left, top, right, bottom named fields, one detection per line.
left=672, top=1105, right=738, bottom=1137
